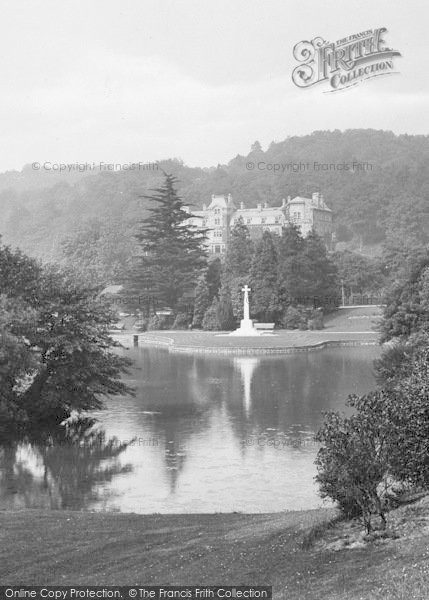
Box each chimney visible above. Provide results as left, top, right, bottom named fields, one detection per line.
left=257, top=203, right=262, bottom=211
left=312, top=192, right=319, bottom=203
left=227, top=193, right=233, bottom=204
left=264, top=202, right=268, bottom=209
left=240, top=202, right=245, bottom=209
left=203, top=203, right=207, bottom=211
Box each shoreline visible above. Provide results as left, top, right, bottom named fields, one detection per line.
left=135, top=334, right=379, bottom=355
left=113, top=307, right=382, bottom=355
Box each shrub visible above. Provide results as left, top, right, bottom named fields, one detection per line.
left=282, top=306, right=307, bottom=329
left=172, top=312, right=192, bottom=330
left=308, top=308, right=324, bottom=330
left=202, top=298, right=221, bottom=330
left=316, top=392, right=392, bottom=532
left=217, top=283, right=236, bottom=330
left=147, top=314, right=168, bottom=330
left=388, top=344, right=429, bottom=487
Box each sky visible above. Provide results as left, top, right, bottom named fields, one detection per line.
left=0, top=0, right=427, bottom=171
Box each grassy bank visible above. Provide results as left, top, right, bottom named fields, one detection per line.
left=117, top=307, right=381, bottom=353
left=1, top=496, right=429, bottom=599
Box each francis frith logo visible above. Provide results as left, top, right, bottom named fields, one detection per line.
left=292, top=28, right=401, bottom=92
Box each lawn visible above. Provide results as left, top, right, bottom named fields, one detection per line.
left=1, top=496, right=429, bottom=599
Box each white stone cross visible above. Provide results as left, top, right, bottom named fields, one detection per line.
left=241, top=285, right=251, bottom=321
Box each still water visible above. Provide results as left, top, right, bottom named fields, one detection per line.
left=0, top=346, right=379, bottom=513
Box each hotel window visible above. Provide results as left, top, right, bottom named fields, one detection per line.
left=202, top=220, right=207, bottom=226
left=261, top=218, right=266, bottom=224
left=247, top=218, right=252, bottom=224
left=275, top=217, right=280, bottom=223
left=214, top=218, right=220, bottom=225
left=214, top=208, right=220, bottom=214
left=214, top=245, right=221, bottom=253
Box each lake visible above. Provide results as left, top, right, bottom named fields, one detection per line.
left=0, top=345, right=380, bottom=513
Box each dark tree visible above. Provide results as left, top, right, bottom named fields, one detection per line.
left=192, top=274, right=211, bottom=328
left=276, top=224, right=306, bottom=304
left=0, top=240, right=133, bottom=432
left=130, top=174, right=208, bottom=312
left=206, top=258, right=222, bottom=300
left=224, top=218, right=254, bottom=279
left=332, top=250, right=386, bottom=297
left=216, top=281, right=236, bottom=330
left=300, top=231, right=339, bottom=307
left=249, top=231, right=281, bottom=321
left=381, top=256, right=429, bottom=342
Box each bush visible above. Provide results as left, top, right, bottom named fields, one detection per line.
left=202, top=298, right=221, bottom=330
left=281, top=305, right=323, bottom=329
left=147, top=314, right=169, bottom=330
left=282, top=306, right=307, bottom=329
left=316, top=392, right=392, bottom=532
left=388, top=344, right=429, bottom=487
left=172, top=312, right=192, bottom=330
left=308, top=308, right=324, bottom=330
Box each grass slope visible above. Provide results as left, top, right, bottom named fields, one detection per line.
left=1, top=497, right=429, bottom=599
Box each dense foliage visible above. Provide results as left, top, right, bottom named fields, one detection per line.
left=317, top=252, right=429, bottom=531
left=0, top=240, right=132, bottom=435
left=316, top=342, right=429, bottom=532
left=125, top=174, right=208, bottom=313
left=189, top=219, right=339, bottom=330
left=380, top=257, right=429, bottom=342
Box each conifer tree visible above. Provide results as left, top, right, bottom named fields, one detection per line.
left=202, top=297, right=221, bottom=330
left=216, top=281, right=236, bottom=330
left=224, top=218, right=254, bottom=279
left=192, top=273, right=211, bottom=328
left=224, top=218, right=254, bottom=319
left=249, top=231, right=281, bottom=321
left=206, top=258, right=222, bottom=299
left=130, top=174, right=208, bottom=312
left=276, top=224, right=307, bottom=304
left=301, top=230, right=339, bottom=307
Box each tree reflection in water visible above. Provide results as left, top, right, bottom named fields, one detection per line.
left=0, top=417, right=134, bottom=510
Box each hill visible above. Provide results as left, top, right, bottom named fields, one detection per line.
left=0, top=130, right=428, bottom=271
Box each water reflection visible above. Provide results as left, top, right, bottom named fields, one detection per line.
left=233, top=357, right=260, bottom=415
left=0, top=346, right=380, bottom=513
left=0, top=419, right=132, bottom=510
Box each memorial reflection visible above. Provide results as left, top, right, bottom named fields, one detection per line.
left=0, top=346, right=379, bottom=512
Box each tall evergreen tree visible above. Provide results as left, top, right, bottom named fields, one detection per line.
left=249, top=231, right=281, bottom=321
left=300, top=231, right=339, bottom=307
left=192, top=274, right=211, bottom=328
left=206, top=258, right=222, bottom=299
left=216, top=281, right=236, bottom=330
left=224, top=218, right=254, bottom=279
left=224, top=218, right=254, bottom=319
left=130, top=174, right=208, bottom=312
left=276, top=224, right=307, bottom=304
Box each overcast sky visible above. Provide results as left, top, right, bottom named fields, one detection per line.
left=0, top=0, right=426, bottom=171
